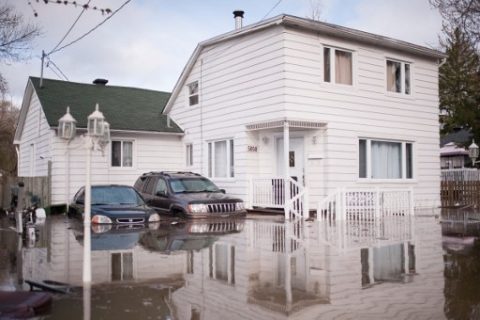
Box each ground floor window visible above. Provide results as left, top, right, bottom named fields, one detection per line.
left=111, top=140, right=133, bottom=167
left=359, top=138, right=414, bottom=179
left=208, top=139, right=234, bottom=178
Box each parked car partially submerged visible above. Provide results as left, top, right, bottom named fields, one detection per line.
left=134, top=171, right=246, bottom=218
left=68, top=185, right=160, bottom=224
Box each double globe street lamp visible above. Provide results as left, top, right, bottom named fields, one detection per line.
left=58, top=103, right=110, bottom=284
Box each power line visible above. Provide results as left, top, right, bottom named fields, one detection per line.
left=262, top=0, right=283, bottom=20
left=46, top=63, right=64, bottom=80
left=48, top=0, right=131, bottom=56
left=48, top=0, right=92, bottom=55
left=45, top=56, right=69, bottom=81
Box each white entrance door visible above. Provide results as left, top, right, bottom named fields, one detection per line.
left=276, top=137, right=304, bottom=186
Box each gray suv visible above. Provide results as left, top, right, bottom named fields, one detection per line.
left=134, top=172, right=246, bottom=219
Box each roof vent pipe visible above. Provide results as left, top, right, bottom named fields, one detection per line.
left=233, top=10, right=244, bottom=29
left=93, top=78, right=108, bottom=86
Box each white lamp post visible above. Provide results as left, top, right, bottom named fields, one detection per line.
left=58, top=103, right=110, bottom=285
left=58, top=107, right=77, bottom=213
left=468, top=139, right=479, bottom=166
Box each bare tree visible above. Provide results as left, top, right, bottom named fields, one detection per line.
left=0, top=4, right=40, bottom=62
left=307, top=0, right=323, bottom=21
left=430, top=0, right=480, bottom=48
left=0, top=100, right=19, bottom=176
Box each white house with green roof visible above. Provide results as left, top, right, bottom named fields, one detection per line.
left=14, top=77, right=184, bottom=208
left=164, top=13, right=445, bottom=217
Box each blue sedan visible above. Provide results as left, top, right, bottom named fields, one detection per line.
left=68, top=185, right=160, bottom=224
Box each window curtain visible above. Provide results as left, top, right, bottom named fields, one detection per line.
left=214, top=140, right=227, bottom=177
left=335, top=50, right=352, bottom=85
left=123, top=141, right=133, bottom=167
left=371, top=141, right=401, bottom=179
left=387, top=61, right=401, bottom=92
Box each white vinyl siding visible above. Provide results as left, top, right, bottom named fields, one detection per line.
left=18, top=90, right=53, bottom=177
left=50, top=133, right=183, bottom=206
left=168, top=24, right=441, bottom=208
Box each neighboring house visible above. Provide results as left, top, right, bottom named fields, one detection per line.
left=440, top=142, right=469, bottom=169
left=164, top=13, right=446, bottom=213
left=14, top=77, right=184, bottom=208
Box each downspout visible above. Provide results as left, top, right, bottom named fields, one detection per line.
left=200, top=58, right=204, bottom=173
left=15, top=145, right=20, bottom=175
left=284, top=121, right=290, bottom=220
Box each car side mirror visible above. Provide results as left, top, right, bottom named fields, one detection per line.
left=219, top=189, right=226, bottom=194
left=156, top=190, right=167, bottom=197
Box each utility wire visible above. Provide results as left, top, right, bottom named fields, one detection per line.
left=48, top=0, right=131, bottom=56
left=46, top=56, right=69, bottom=81
left=48, top=0, right=92, bottom=55
left=46, top=63, right=64, bottom=81
left=262, top=0, right=283, bottom=20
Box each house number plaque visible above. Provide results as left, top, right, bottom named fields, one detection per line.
left=248, top=145, right=258, bottom=152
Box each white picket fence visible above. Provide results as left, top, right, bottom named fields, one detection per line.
left=441, top=168, right=480, bottom=181
left=317, top=188, right=414, bottom=221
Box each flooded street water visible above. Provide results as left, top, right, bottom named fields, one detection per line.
left=0, top=212, right=479, bottom=320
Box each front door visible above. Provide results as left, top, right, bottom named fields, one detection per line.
left=276, top=137, right=304, bottom=186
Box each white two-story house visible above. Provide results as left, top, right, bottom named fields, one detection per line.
left=164, top=13, right=445, bottom=218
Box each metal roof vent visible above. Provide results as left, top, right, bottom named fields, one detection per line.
left=93, top=78, right=108, bottom=86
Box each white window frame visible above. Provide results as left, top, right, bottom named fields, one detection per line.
left=187, top=80, right=199, bottom=106
left=207, top=138, right=234, bottom=179
left=323, top=45, right=354, bottom=86
left=111, top=140, right=134, bottom=168
left=386, top=58, right=411, bottom=95
left=186, top=143, right=193, bottom=167
left=359, top=138, right=415, bottom=181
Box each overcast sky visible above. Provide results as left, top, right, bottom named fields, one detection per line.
left=3, top=0, right=443, bottom=106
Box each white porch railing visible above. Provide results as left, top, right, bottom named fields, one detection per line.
left=317, top=188, right=414, bottom=221
left=249, top=177, right=308, bottom=220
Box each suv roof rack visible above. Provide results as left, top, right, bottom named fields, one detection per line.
left=141, top=171, right=202, bottom=178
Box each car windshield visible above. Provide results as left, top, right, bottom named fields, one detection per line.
left=169, top=178, right=220, bottom=193
left=91, top=186, right=144, bottom=205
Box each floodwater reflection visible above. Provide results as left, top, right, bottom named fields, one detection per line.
left=0, top=212, right=479, bottom=319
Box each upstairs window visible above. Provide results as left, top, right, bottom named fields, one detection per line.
left=324, top=46, right=353, bottom=85
left=111, top=140, right=133, bottom=167
left=386, top=60, right=411, bottom=94
left=187, top=81, right=199, bottom=106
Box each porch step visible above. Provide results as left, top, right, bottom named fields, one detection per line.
left=247, top=208, right=284, bottom=215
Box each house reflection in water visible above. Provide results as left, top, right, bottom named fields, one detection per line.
left=170, top=216, right=421, bottom=319
left=17, top=215, right=445, bottom=319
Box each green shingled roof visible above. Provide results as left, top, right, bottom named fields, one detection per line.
left=30, top=77, right=183, bottom=134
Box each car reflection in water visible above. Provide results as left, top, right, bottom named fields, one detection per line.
left=71, top=218, right=244, bottom=253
